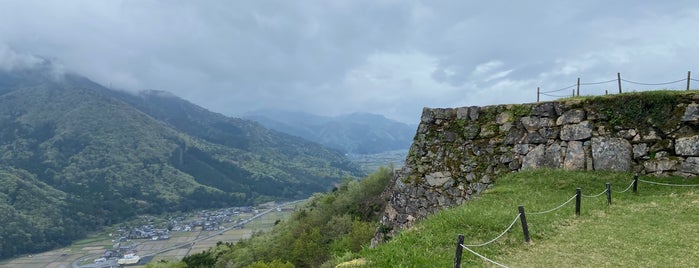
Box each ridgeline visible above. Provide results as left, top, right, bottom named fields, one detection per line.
left=0, top=64, right=362, bottom=259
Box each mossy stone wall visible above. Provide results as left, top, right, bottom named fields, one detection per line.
left=373, top=92, right=699, bottom=245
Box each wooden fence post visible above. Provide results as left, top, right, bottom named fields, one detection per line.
left=518, top=206, right=531, bottom=244
left=537, top=87, right=540, bottom=102
left=633, top=174, right=638, bottom=194
left=688, top=71, right=692, bottom=91
left=617, top=72, right=622, bottom=94
left=453, top=234, right=464, bottom=268
left=606, top=183, right=612, bottom=205
left=577, top=77, right=580, bottom=96
left=575, top=188, right=581, bottom=216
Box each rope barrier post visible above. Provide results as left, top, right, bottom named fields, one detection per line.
left=537, top=87, right=540, bottom=102
left=633, top=174, right=638, bottom=194
left=688, top=71, right=692, bottom=91
left=617, top=72, right=622, bottom=94
left=577, top=77, right=580, bottom=96
left=606, top=183, right=612, bottom=205
left=453, top=234, right=464, bottom=268
left=518, top=206, right=531, bottom=244
left=575, top=188, right=581, bottom=216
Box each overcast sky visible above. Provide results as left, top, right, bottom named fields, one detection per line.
left=1, top=1, right=698, bottom=123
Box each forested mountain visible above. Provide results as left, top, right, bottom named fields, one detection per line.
left=243, top=110, right=416, bottom=154
left=0, top=64, right=362, bottom=258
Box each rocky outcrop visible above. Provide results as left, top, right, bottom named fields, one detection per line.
left=373, top=93, right=699, bottom=246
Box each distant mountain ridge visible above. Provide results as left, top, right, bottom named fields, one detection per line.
left=0, top=65, right=362, bottom=258
left=243, top=109, right=416, bottom=154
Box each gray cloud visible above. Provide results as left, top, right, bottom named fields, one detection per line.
left=1, top=1, right=698, bottom=123
left=0, top=43, right=43, bottom=71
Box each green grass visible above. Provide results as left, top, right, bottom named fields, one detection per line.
left=555, top=88, right=696, bottom=101
left=69, top=232, right=113, bottom=248
left=360, top=169, right=699, bottom=267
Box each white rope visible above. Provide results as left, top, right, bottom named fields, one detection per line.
left=529, top=194, right=577, bottom=215
left=463, top=213, right=521, bottom=247
left=460, top=244, right=510, bottom=268
left=614, top=180, right=635, bottom=193
left=639, top=179, right=699, bottom=187
left=582, top=188, right=607, bottom=198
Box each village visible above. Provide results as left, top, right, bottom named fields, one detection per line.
left=75, top=202, right=291, bottom=268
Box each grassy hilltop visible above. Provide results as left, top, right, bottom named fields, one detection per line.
left=361, top=169, right=699, bottom=267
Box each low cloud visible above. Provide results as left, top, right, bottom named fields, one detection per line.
left=0, top=1, right=698, bottom=123
left=0, top=44, right=42, bottom=71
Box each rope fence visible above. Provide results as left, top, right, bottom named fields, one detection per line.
left=460, top=245, right=510, bottom=268
left=581, top=188, right=607, bottom=198
left=463, top=213, right=521, bottom=247
left=614, top=180, right=636, bottom=193
left=621, top=78, right=686, bottom=86
left=536, top=71, right=695, bottom=102
left=638, top=179, right=699, bottom=187
left=528, top=194, right=577, bottom=215
left=453, top=174, right=699, bottom=267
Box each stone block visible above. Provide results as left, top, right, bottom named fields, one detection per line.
left=544, top=142, right=564, bottom=168
left=520, top=117, right=554, bottom=132
left=633, top=143, right=649, bottom=159
left=644, top=159, right=679, bottom=173
left=463, top=124, right=480, bottom=140
left=444, top=131, right=457, bottom=143
left=514, top=144, right=530, bottom=155
left=504, top=128, right=527, bottom=145
left=456, top=107, right=470, bottom=120
left=425, top=172, right=450, bottom=186
left=675, top=136, right=699, bottom=156
left=560, top=121, right=592, bottom=141
left=681, top=103, right=699, bottom=122
left=521, top=144, right=545, bottom=169
left=556, top=109, right=585, bottom=125
left=500, top=123, right=513, bottom=132
left=496, top=112, right=512, bottom=125
left=469, top=106, right=480, bottom=121
left=681, top=157, right=699, bottom=174
left=641, top=129, right=662, bottom=142
left=564, top=141, right=585, bottom=170
left=539, top=127, right=560, bottom=139
left=619, top=129, right=637, bottom=140
left=531, top=102, right=557, bottom=117
left=526, top=132, right=547, bottom=144
left=592, top=137, right=632, bottom=171
left=420, top=108, right=434, bottom=123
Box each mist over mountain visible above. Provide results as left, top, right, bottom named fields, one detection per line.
left=0, top=65, right=361, bottom=258
left=243, top=109, right=416, bottom=154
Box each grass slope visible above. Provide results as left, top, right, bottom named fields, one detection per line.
left=361, top=169, right=699, bottom=267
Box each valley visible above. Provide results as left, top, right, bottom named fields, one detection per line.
left=0, top=201, right=302, bottom=268
left=346, top=149, right=407, bottom=174
left=0, top=67, right=365, bottom=259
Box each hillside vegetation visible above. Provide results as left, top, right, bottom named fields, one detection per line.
left=360, top=169, right=699, bottom=267
left=0, top=66, right=362, bottom=259
left=149, top=167, right=394, bottom=268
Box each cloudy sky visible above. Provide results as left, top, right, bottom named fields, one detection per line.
left=1, top=1, right=698, bottom=123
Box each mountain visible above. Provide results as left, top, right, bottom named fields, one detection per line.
left=243, top=109, right=416, bottom=154
left=0, top=64, right=362, bottom=258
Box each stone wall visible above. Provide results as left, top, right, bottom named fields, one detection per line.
left=372, top=92, right=699, bottom=245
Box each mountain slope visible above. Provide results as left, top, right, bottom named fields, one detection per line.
left=0, top=67, right=361, bottom=258
left=243, top=110, right=416, bottom=154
